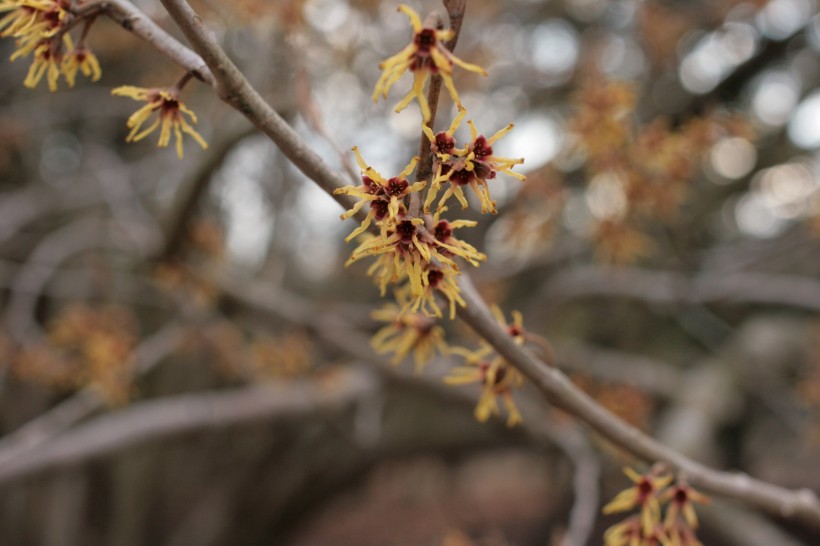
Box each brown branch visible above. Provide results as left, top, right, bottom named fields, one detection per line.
left=0, top=367, right=378, bottom=486
left=540, top=265, right=820, bottom=313
left=156, top=0, right=356, bottom=212
left=103, top=0, right=215, bottom=86
left=654, top=350, right=802, bottom=546
left=149, top=0, right=820, bottom=529
left=207, top=264, right=600, bottom=546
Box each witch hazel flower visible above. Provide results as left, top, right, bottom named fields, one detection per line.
left=0, top=0, right=68, bottom=43
left=370, top=297, right=449, bottom=371
left=445, top=343, right=525, bottom=427
left=112, top=84, right=208, bottom=159
left=345, top=209, right=485, bottom=299
left=406, top=265, right=465, bottom=320
left=334, top=147, right=423, bottom=242
left=372, top=4, right=487, bottom=122
left=61, top=42, right=101, bottom=86
left=444, top=307, right=528, bottom=427
left=424, top=109, right=525, bottom=214
left=2, top=1, right=103, bottom=91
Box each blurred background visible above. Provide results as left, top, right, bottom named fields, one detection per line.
left=1, top=0, right=820, bottom=544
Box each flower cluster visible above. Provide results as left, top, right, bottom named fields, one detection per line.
left=0, top=0, right=208, bottom=158
left=603, top=466, right=709, bottom=546
left=336, top=151, right=486, bottom=319
left=339, top=3, right=527, bottom=427
left=568, top=78, right=754, bottom=263
left=12, top=304, right=137, bottom=405
left=423, top=107, right=525, bottom=215
left=1, top=0, right=101, bottom=91
left=371, top=299, right=449, bottom=372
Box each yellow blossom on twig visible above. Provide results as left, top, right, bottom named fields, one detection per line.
left=604, top=466, right=674, bottom=536
left=334, top=147, right=423, bottom=241
left=61, top=44, right=101, bottom=86
left=424, top=110, right=525, bottom=214
left=21, top=38, right=63, bottom=90
left=0, top=0, right=67, bottom=41
left=372, top=4, right=487, bottom=122
left=112, top=85, right=208, bottom=159
left=2, top=1, right=103, bottom=91
left=405, top=265, right=465, bottom=320
left=371, top=300, right=449, bottom=371
left=445, top=345, right=524, bottom=427
left=443, top=307, right=529, bottom=427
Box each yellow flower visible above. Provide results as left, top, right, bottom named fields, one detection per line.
left=443, top=307, right=530, bottom=426
left=112, top=85, right=208, bottom=159
left=429, top=208, right=486, bottom=267
left=661, top=483, right=709, bottom=531
left=0, top=0, right=67, bottom=41
left=371, top=301, right=449, bottom=372
left=603, top=516, right=642, bottom=546
left=404, top=265, right=465, bottom=320
left=372, top=4, right=487, bottom=122
left=444, top=345, right=524, bottom=427
left=21, top=38, right=63, bottom=90
left=424, top=113, right=525, bottom=214
left=61, top=45, right=101, bottom=87
left=604, top=516, right=674, bottom=546
left=334, top=147, right=423, bottom=242
left=489, top=305, right=526, bottom=344
left=346, top=215, right=448, bottom=296
left=603, top=467, right=674, bottom=536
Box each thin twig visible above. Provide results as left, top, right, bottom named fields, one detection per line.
left=103, top=0, right=215, bottom=86
left=539, top=265, right=820, bottom=314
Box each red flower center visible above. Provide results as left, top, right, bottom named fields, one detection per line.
left=414, top=28, right=436, bottom=53
left=385, top=177, right=409, bottom=197
left=396, top=220, right=416, bottom=244
left=433, top=221, right=451, bottom=241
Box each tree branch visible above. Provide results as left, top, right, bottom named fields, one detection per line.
left=103, top=0, right=215, bottom=86
left=0, top=367, right=378, bottom=486
left=540, top=265, right=820, bottom=313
